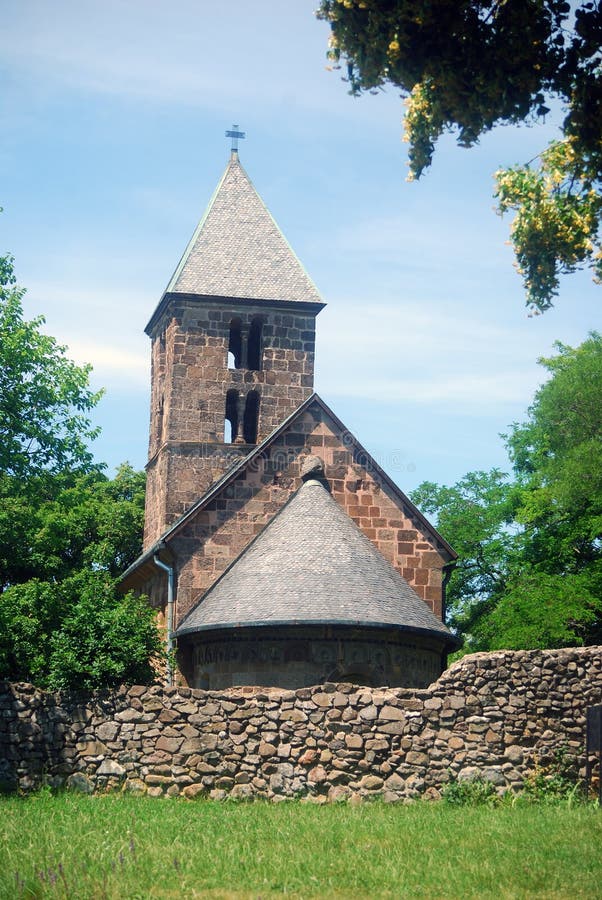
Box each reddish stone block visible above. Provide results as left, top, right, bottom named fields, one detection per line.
left=420, top=551, right=446, bottom=567
left=428, top=569, right=443, bottom=586
left=397, top=542, right=414, bottom=554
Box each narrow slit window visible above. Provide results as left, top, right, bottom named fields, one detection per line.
left=243, top=390, right=260, bottom=444
left=228, top=318, right=242, bottom=369
left=225, top=389, right=239, bottom=443
left=247, top=317, right=263, bottom=371
left=157, top=396, right=164, bottom=444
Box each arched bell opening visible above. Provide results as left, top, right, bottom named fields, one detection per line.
left=228, top=317, right=243, bottom=369
left=225, top=389, right=239, bottom=443
left=243, top=390, right=260, bottom=444
left=247, top=316, right=264, bottom=371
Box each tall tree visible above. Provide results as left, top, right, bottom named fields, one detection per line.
left=411, top=470, right=524, bottom=637
left=0, top=249, right=161, bottom=687
left=317, top=0, right=602, bottom=312
left=411, top=333, right=602, bottom=650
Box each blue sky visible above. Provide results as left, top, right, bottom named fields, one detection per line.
left=2, top=0, right=599, bottom=493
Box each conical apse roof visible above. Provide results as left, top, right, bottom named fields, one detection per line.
left=176, top=479, right=457, bottom=647
left=164, top=153, right=322, bottom=304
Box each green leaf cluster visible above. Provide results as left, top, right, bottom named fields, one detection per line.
left=411, top=332, right=602, bottom=651
left=317, top=0, right=602, bottom=311
left=441, top=776, right=499, bottom=806
left=495, top=141, right=602, bottom=311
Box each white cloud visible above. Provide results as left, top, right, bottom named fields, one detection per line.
left=322, top=370, right=541, bottom=409
left=315, top=300, right=549, bottom=413
left=65, top=340, right=149, bottom=388
left=319, top=301, right=512, bottom=354
left=20, top=281, right=151, bottom=390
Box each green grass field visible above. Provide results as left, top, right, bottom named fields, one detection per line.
left=1, top=794, right=600, bottom=899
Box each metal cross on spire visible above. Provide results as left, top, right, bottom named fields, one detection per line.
left=226, top=125, right=246, bottom=154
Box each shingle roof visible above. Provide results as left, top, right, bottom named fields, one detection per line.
left=176, top=478, right=458, bottom=647
left=163, top=152, right=322, bottom=304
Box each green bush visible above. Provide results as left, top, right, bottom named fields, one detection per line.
left=442, top=776, right=499, bottom=806
left=520, top=746, right=587, bottom=805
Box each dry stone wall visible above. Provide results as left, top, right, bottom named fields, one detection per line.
left=2, top=646, right=601, bottom=801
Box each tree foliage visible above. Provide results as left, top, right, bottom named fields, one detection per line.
left=0, top=572, right=159, bottom=691
left=0, top=463, right=161, bottom=690
left=411, top=470, right=524, bottom=635
left=317, top=0, right=602, bottom=311
left=0, top=464, right=147, bottom=593
left=411, top=333, right=602, bottom=651
left=495, top=140, right=602, bottom=310
left=0, top=249, right=160, bottom=688
left=0, top=253, right=102, bottom=478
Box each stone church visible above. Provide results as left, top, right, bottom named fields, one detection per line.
left=121, top=144, right=459, bottom=690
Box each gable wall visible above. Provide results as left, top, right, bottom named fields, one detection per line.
left=141, top=403, right=450, bottom=630
left=306, top=418, right=448, bottom=618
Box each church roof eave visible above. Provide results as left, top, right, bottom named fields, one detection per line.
left=144, top=292, right=325, bottom=338
left=119, top=395, right=320, bottom=591
left=175, top=618, right=461, bottom=650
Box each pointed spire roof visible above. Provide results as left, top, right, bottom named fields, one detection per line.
left=176, top=478, right=458, bottom=647
left=164, top=152, right=323, bottom=305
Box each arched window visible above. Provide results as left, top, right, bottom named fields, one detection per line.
left=247, top=317, right=263, bottom=371
left=225, top=389, right=239, bottom=443
left=228, top=318, right=242, bottom=369
left=243, top=390, right=260, bottom=444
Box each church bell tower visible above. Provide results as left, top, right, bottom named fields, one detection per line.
left=143, top=143, right=325, bottom=547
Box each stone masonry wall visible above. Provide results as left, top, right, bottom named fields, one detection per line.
left=2, top=646, right=600, bottom=800
left=144, top=299, right=318, bottom=547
